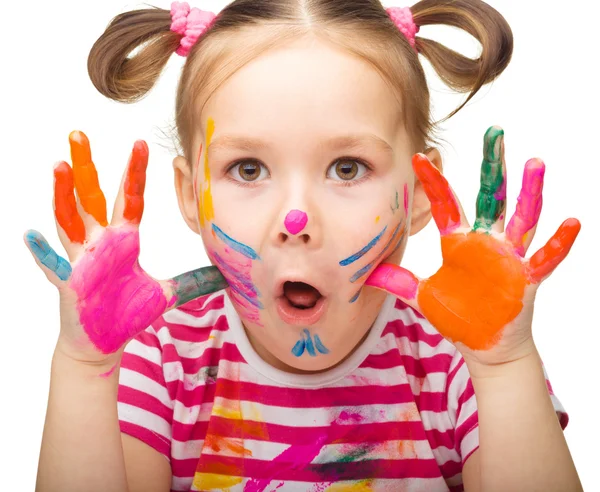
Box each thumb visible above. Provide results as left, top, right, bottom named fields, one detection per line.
left=163, top=265, right=229, bottom=310
left=365, top=263, right=421, bottom=312
left=24, top=230, right=72, bottom=287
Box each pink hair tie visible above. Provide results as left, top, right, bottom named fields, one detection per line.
left=170, top=1, right=216, bottom=57
left=386, top=7, right=419, bottom=51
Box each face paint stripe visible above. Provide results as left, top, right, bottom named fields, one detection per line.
left=314, top=335, right=330, bottom=355
left=473, top=127, right=506, bottom=231
left=349, top=221, right=404, bottom=283
left=304, top=329, right=317, bottom=356
left=54, top=161, right=86, bottom=244
left=339, top=225, right=388, bottom=266
left=26, top=230, right=72, bottom=281
left=349, top=287, right=362, bottom=303
left=403, top=183, right=409, bottom=215
left=123, top=141, right=149, bottom=224
left=528, top=218, right=580, bottom=283
left=412, top=154, right=462, bottom=235
left=212, top=224, right=260, bottom=260
left=170, top=265, right=228, bottom=307
left=69, top=131, right=109, bottom=227
left=213, top=253, right=263, bottom=309
left=291, top=338, right=305, bottom=357
left=199, top=118, right=216, bottom=226
left=506, top=159, right=545, bottom=256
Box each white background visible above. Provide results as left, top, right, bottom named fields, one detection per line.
left=1, top=0, right=598, bottom=488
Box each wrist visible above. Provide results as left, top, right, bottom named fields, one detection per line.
left=52, top=340, right=123, bottom=378
left=464, top=344, right=542, bottom=381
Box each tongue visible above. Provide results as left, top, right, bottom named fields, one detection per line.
left=283, top=282, right=321, bottom=309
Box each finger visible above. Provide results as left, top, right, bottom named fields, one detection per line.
left=527, top=218, right=581, bottom=284
left=505, top=158, right=545, bottom=256
left=473, top=126, right=507, bottom=234
left=364, top=263, right=421, bottom=311
left=24, top=229, right=72, bottom=286
left=412, top=153, right=469, bottom=236
left=165, top=266, right=228, bottom=309
left=111, top=140, right=149, bottom=227
left=69, top=131, right=108, bottom=228
left=54, top=161, right=86, bottom=260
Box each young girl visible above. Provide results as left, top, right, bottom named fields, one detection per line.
left=26, top=0, right=583, bottom=490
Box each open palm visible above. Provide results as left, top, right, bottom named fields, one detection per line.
left=366, top=126, right=580, bottom=364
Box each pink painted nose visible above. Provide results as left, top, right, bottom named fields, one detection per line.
left=284, top=210, right=308, bottom=235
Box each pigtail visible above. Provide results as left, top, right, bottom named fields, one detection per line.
left=87, top=7, right=180, bottom=103
left=411, top=0, right=513, bottom=119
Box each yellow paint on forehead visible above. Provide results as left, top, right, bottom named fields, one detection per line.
left=199, top=117, right=216, bottom=227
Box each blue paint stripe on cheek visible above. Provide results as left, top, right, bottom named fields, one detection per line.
left=26, top=231, right=72, bottom=281
left=339, top=225, right=387, bottom=266
left=212, top=224, right=261, bottom=260
left=349, top=287, right=362, bottom=303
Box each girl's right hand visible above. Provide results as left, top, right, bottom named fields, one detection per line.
left=24, top=131, right=227, bottom=365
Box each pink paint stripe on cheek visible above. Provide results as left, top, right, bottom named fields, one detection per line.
left=403, top=183, right=409, bottom=215
left=284, top=210, right=308, bottom=235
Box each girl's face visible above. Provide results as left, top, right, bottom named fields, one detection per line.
left=177, top=36, right=429, bottom=373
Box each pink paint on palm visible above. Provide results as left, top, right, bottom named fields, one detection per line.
left=403, top=183, right=409, bottom=215
left=365, top=263, right=419, bottom=301
left=244, top=435, right=326, bottom=491
left=284, top=209, right=308, bottom=235
left=70, top=227, right=168, bottom=354
left=506, top=159, right=545, bottom=256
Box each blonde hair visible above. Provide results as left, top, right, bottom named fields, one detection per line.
left=88, top=0, right=512, bottom=162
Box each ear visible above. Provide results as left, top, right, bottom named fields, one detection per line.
left=173, top=155, right=200, bottom=234
left=409, top=147, right=442, bottom=236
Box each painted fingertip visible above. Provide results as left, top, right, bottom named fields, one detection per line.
left=24, top=229, right=72, bottom=281
left=483, top=126, right=504, bottom=163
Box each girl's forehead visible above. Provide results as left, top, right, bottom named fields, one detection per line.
left=200, top=38, right=404, bottom=141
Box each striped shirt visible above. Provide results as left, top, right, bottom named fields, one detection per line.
left=118, top=290, right=567, bottom=491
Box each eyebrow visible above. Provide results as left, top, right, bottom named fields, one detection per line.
left=207, top=133, right=394, bottom=155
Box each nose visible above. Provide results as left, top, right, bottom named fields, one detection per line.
left=276, top=208, right=319, bottom=246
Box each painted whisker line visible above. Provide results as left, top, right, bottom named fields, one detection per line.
left=291, top=329, right=330, bottom=357
left=213, top=252, right=263, bottom=309
left=339, top=225, right=387, bottom=266
left=349, top=287, right=362, bottom=303
left=212, top=223, right=260, bottom=260
left=349, top=221, right=405, bottom=283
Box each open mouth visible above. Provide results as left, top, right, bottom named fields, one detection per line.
left=276, top=281, right=327, bottom=325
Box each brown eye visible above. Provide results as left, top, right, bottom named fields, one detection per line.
left=229, top=160, right=268, bottom=183
left=327, top=159, right=368, bottom=182
left=335, top=160, right=358, bottom=180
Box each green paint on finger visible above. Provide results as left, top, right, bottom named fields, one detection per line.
left=474, top=126, right=506, bottom=232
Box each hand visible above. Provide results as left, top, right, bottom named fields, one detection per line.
left=365, top=126, right=581, bottom=366
left=25, top=131, right=227, bottom=364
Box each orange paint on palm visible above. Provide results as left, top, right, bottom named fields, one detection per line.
left=199, top=119, right=216, bottom=226
left=69, top=131, right=108, bottom=226
left=123, top=141, right=149, bottom=224
left=54, top=161, right=86, bottom=244
left=418, top=233, right=526, bottom=350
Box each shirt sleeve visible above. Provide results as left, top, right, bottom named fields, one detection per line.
left=117, top=324, right=174, bottom=460
left=446, top=350, right=570, bottom=468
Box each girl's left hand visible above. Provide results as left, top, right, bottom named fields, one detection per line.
left=365, top=126, right=581, bottom=367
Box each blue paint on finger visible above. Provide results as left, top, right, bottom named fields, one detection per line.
left=26, top=230, right=72, bottom=281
